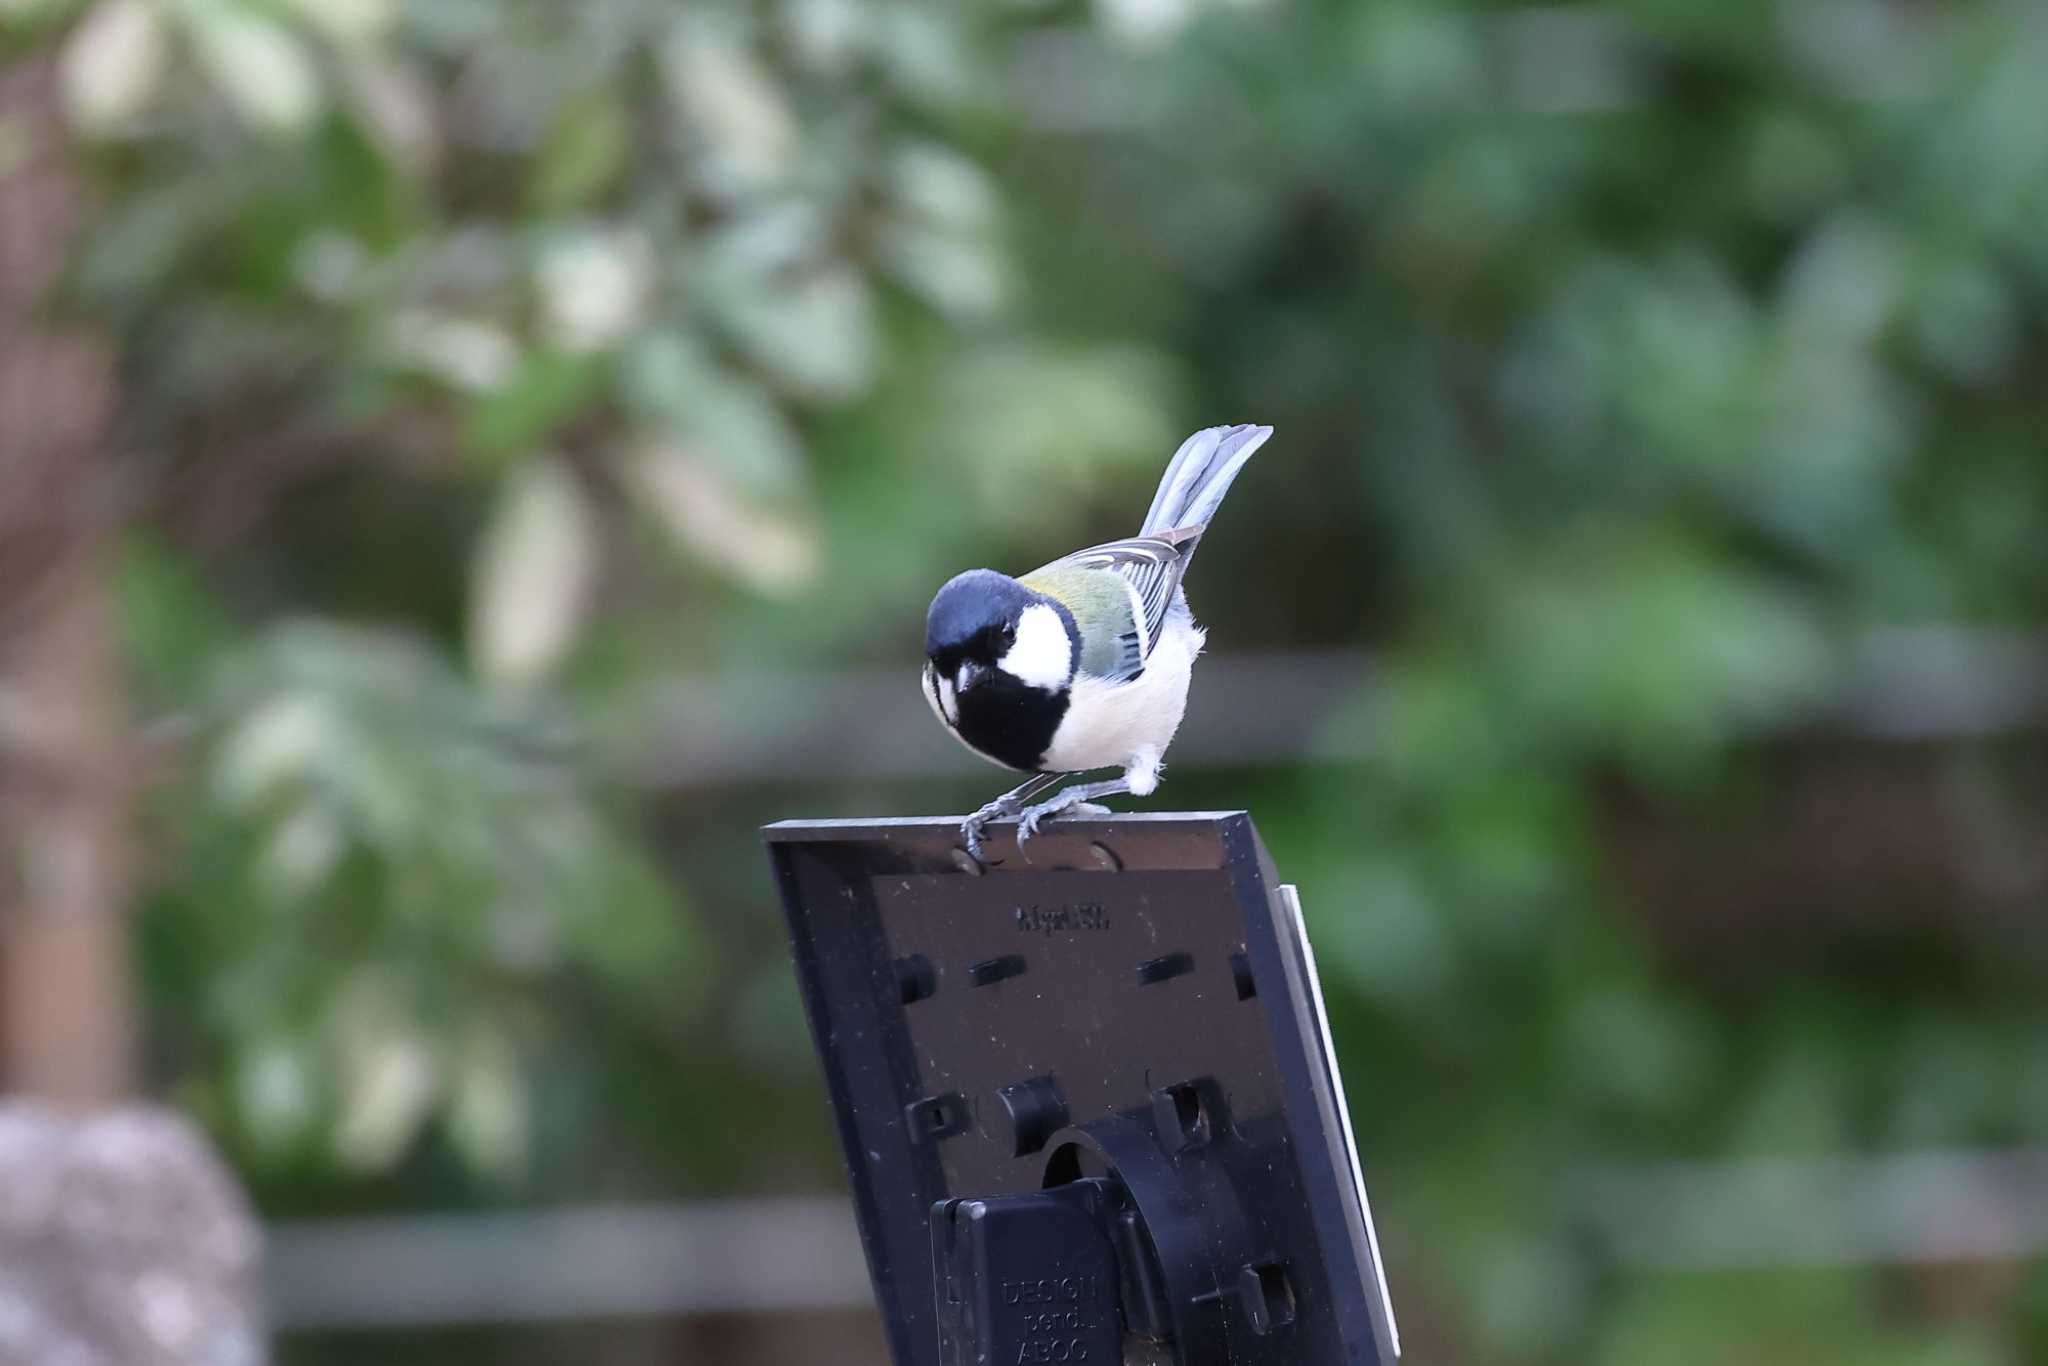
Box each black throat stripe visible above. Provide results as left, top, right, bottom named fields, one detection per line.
left=952, top=675, right=1068, bottom=772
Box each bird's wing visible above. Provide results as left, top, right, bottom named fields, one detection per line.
left=1022, top=533, right=1194, bottom=682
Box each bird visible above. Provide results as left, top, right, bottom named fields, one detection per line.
left=922, top=423, right=1273, bottom=859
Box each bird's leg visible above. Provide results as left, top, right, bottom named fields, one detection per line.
left=961, top=771, right=1066, bottom=860
left=1015, top=776, right=1133, bottom=848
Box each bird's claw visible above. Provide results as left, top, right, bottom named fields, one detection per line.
left=964, top=788, right=1116, bottom=859
left=1015, top=799, right=1112, bottom=850
left=960, top=798, right=1017, bottom=862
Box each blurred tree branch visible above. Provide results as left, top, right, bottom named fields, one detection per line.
left=0, top=53, right=135, bottom=1106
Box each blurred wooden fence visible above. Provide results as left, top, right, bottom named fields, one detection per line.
left=262, top=1148, right=2048, bottom=1330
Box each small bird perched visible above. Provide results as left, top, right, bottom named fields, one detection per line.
left=922, top=423, right=1273, bottom=858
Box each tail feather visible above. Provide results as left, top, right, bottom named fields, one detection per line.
left=1139, top=423, right=1273, bottom=543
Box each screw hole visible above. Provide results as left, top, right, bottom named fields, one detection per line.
left=1242, top=1262, right=1296, bottom=1334
left=1153, top=1081, right=1211, bottom=1148
left=895, top=954, right=936, bottom=1004
left=1135, top=952, right=1193, bottom=985
left=1231, top=951, right=1256, bottom=1000
left=968, top=954, right=1025, bottom=987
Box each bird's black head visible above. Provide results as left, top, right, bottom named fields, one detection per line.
left=925, top=569, right=1031, bottom=679
left=923, top=569, right=1080, bottom=771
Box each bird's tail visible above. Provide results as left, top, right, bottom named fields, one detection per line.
left=1139, top=423, right=1273, bottom=545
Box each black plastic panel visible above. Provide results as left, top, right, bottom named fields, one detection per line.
left=766, top=812, right=1398, bottom=1366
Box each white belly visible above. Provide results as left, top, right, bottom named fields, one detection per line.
left=1040, top=614, right=1204, bottom=779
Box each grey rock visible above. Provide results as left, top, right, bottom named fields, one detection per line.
left=0, top=1105, right=263, bottom=1366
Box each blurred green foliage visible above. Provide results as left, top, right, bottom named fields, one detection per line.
left=11, top=0, right=2048, bottom=1360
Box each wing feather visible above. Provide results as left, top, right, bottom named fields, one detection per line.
left=1023, top=535, right=1193, bottom=680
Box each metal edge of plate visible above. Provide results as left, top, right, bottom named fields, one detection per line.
left=1276, top=883, right=1401, bottom=1362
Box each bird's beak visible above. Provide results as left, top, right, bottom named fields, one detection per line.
left=955, top=660, right=987, bottom=694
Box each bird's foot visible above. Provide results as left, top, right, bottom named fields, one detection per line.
left=959, top=774, right=1068, bottom=861
left=959, top=801, right=1012, bottom=861
left=1015, top=789, right=1126, bottom=849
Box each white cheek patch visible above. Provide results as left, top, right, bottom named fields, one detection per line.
left=1000, top=603, right=1074, bottom=693
left=923, top=665, right=959, bottom=728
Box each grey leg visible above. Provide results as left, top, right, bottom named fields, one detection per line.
left=961, top=771, right=1066, bottom=860
left=1015, top=776, right=1133, bottom=848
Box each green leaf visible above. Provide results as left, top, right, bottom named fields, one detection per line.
left=114, top=533, right=233, bottom=700
left=529, top=91, right=631, bottom=212
left=618, top=330, right=808, bottom=500
left=460, top=349, right=605, bottom=463
left=705, top=262, right=879, bottom=400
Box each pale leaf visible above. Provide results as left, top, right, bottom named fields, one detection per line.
left=663, top=15, right=796, bottom=197
left=236, top=1041, right=315, bottom=1152
left=469, top=457, right=598, bottom=686
left=448, top=1024, right=529, bottom=1180
left=60, top=0, right=167, bottom=135
left=623, top=439, right=820, bottom=595
left=188, top=5, right=323, bottom=134
left=333, top=1030, right=437, bottom=1170
left=536, top=227, right=655, bottom=354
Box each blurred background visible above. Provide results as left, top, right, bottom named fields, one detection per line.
left=2, top=0, right=2046, bottom=1361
